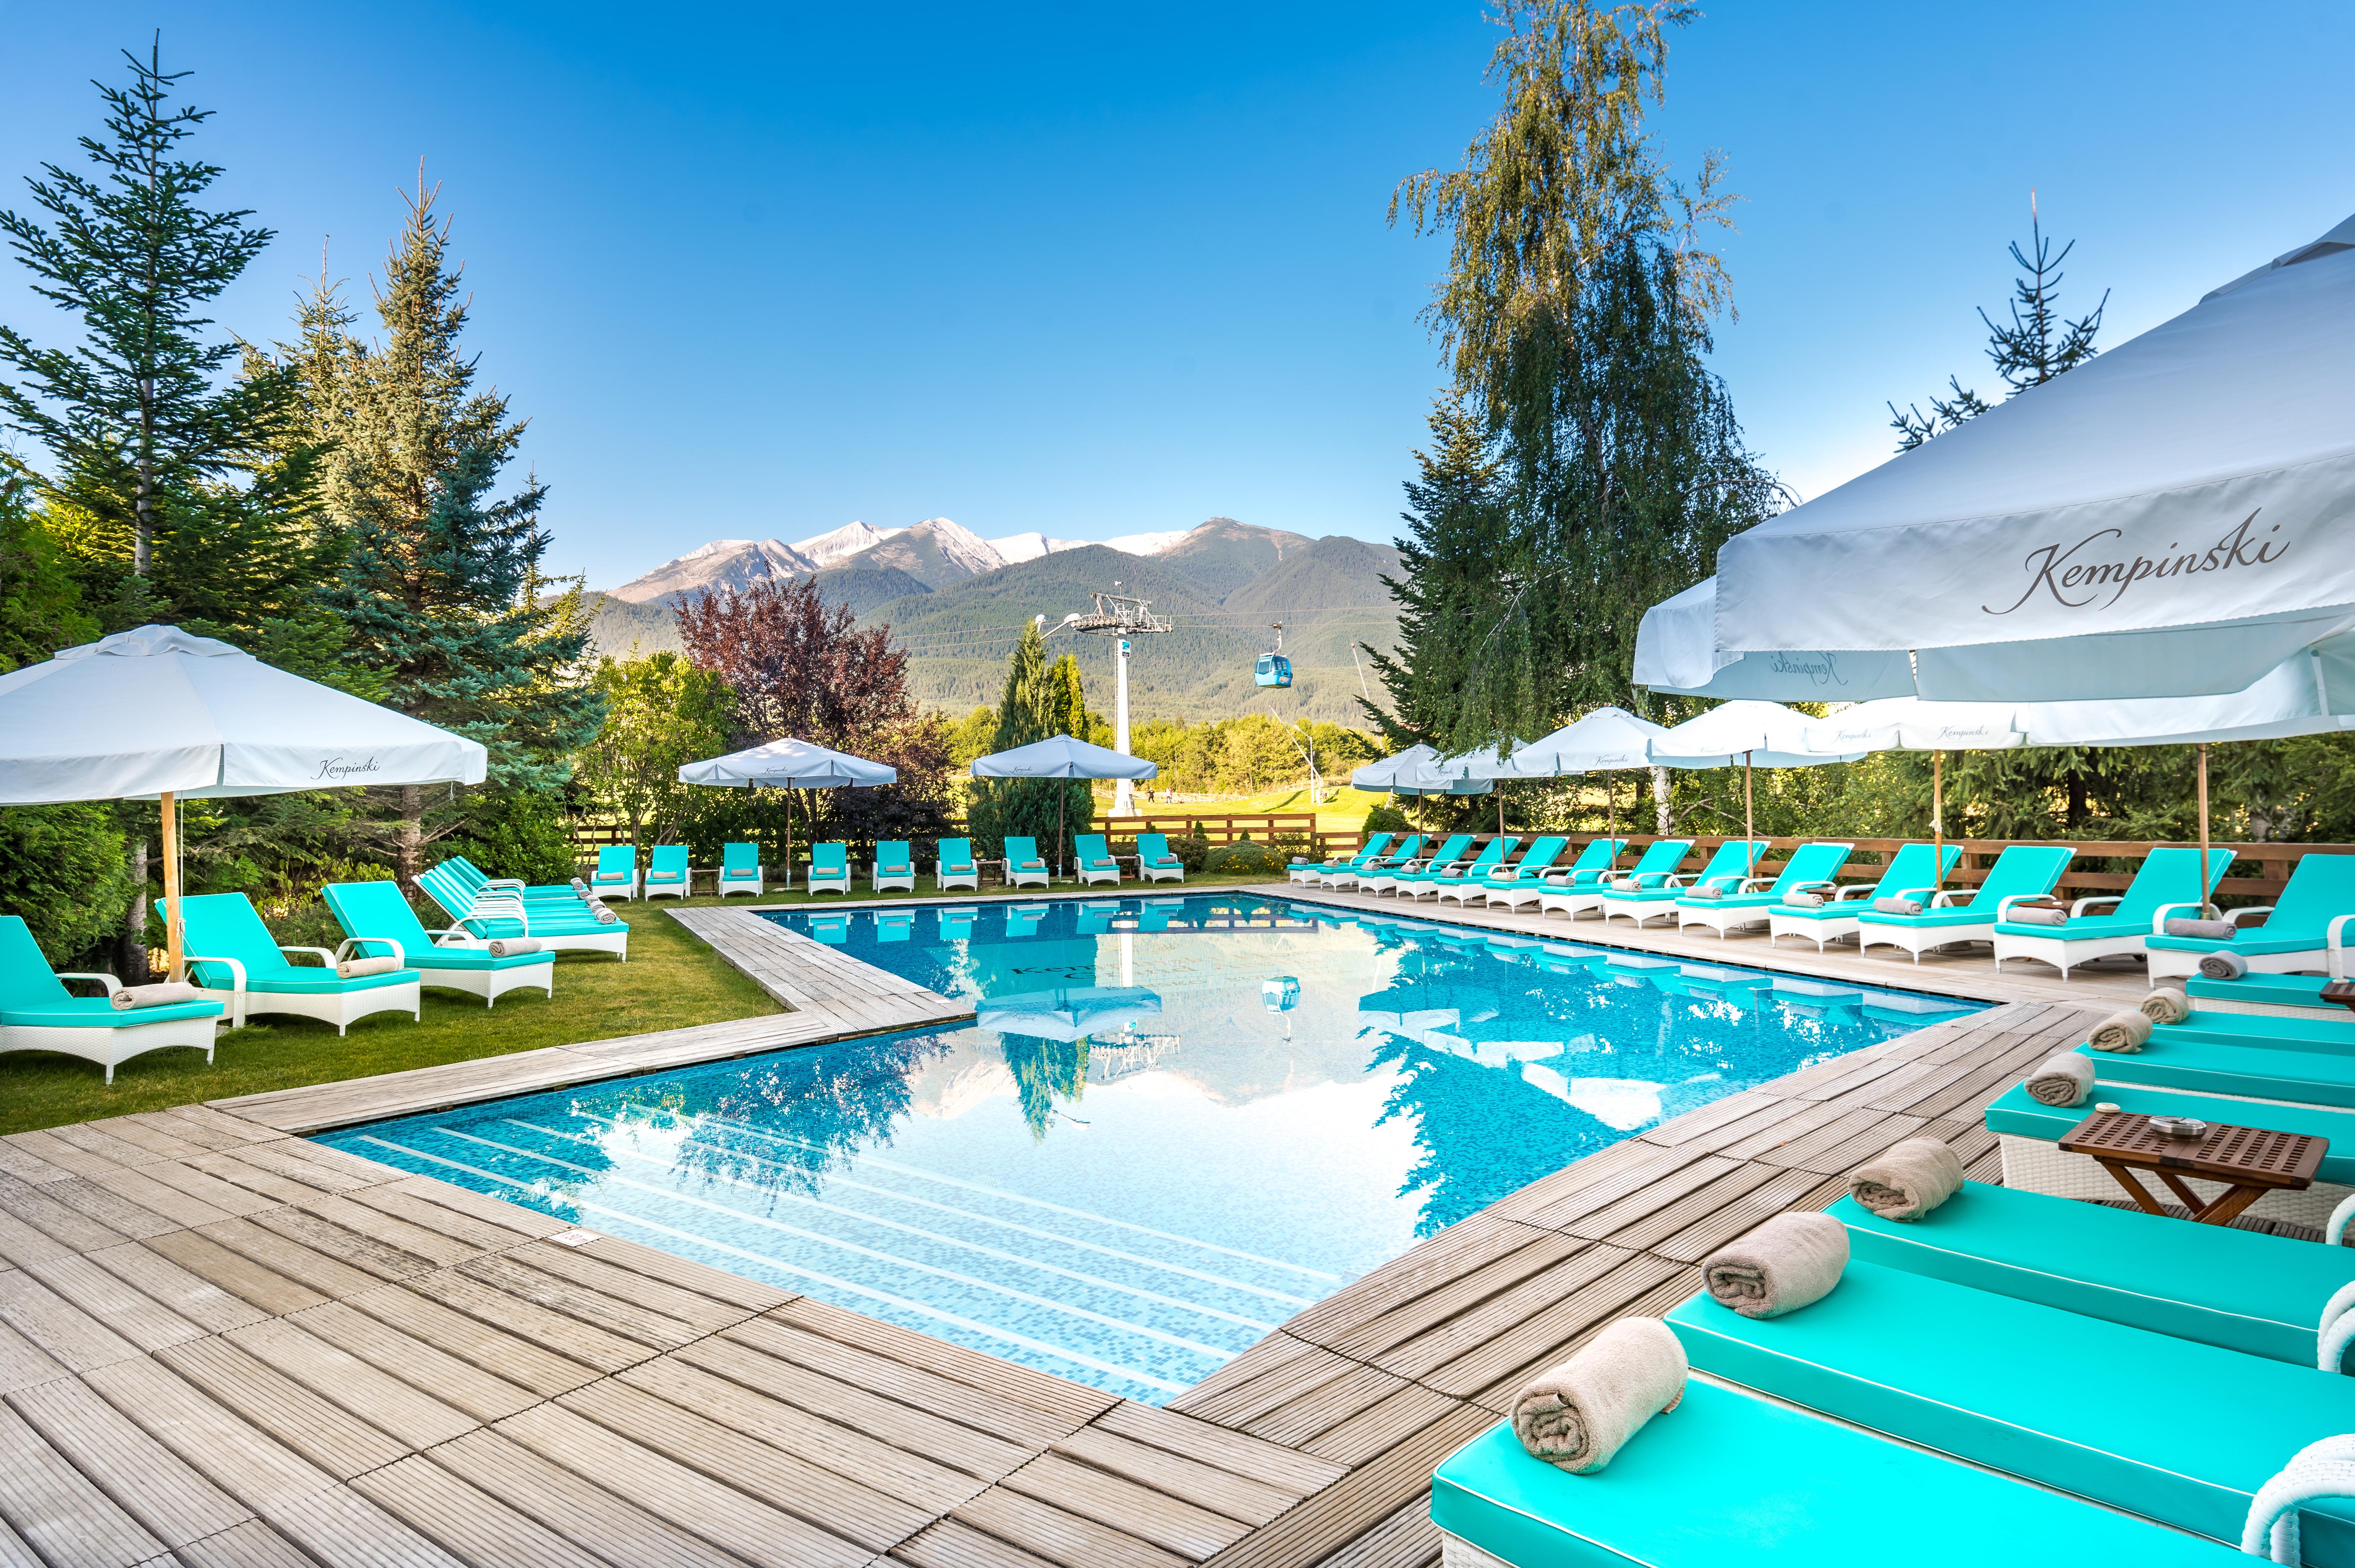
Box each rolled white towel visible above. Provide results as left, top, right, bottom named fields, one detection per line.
left=1510, top=1317, right=1686, bottom=1475
left=2088, top=1010, right=2154, bottom=1053
left=337, top=955, right=403, bottom=979
left=1701, top=1211, right=1848, bottom=1319
left=2025, top=1052, right=2095, bottom=1107
left=1872, top=895, right=1924, bottom=916
left=2201, top=949, right=2250, bottom=980
left=109, top=980, right=204, bottom=1010
left=1848, top=1137, right=1965, bottom=1222
left=2007, top=904, right=2069, bottom=927
left=1684, top=884, right=1727, bottom=900
left=486, top=938, right=544, bottom=957
left=1783, top=890, right=1826, bottom=908
left=2241, top=1434, right=2355, bottom=1564
left=2140, top=987, right=2192, bottom=1025
left=570, top=877, right=588, bottom=892
left=2165, top=916, right=2236, bottom=940
left=585, top=900, right=620, bottom=925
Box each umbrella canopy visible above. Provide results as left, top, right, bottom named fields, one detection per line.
left=970, top=735, right=1156, bottom=781
left=1798, top=697, right=2027, bottom=755
left=1352, top=744, right=1439, bottom=791
left=976, top=985, right=1162, bottom=1043
left=1686, top=213, right=2355, bottom=703
left=1634, top=577, right=1919, bottom=701
left=0, top=624, right=486, bottom=803
left=1647, top=701, right=1864, bottom=770
left=1469, top=707, right=1674, bottom=779
left=678, top=737, right=897, bottom=789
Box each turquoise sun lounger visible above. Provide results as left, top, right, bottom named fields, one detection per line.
left=807, top=842, right=851, bottom=895
left=1599, top=840, right=1767, bottom=927
left=0, top=914, right=223, bottom=1083
left=641, top=843, right=691, bottom=900
left=2189, top=970, right=2355, bottom=1018
left=1324, top=833, right=1421, bottom=888
left=2069, top=1025, right=2355, bottom=1110
left=1137, top=832, right=1186, bottom=884
left=1489, top=837, right=1618, bottom=911
left=1002, top=836, right=1049, bottom=888
left=1765, top=841, right=1959, bottom=952
left=1855, top=843, right=2074, bottom=963
left=1401, top=837, right=1516, bottom=901
left=936, top=838, right=980, bottom=891
left=873, top=841, right=915, bottom=892
left=717, top=841, right=763, bottom=897
left=1833, top=1179, right=2355, bottom=1370
left=323, top=881, right=556, bottom=1009
left=2145, top=851, right=2355, bottom=983
left=169, top=892, right=420, bottom=1034
left=1539, top=838, right=1691, bottom=919
left=417, top=864, right=631, bottom=959
left=1668, top=1262, right=2355, bottom=1563
left=587, top=844, right=639, bottom=900
left=1443, top=836, right=1567, bottom=906
left=1072, top=833, right=1121, bottom=887
left=1676, top=841, right=1854, bottom=938
left=1294, top=832, right=1391, bottom=884
left=1431, top=1379, right=2243, bottom=1568
left=1992, top=845, right=2233, bottom=980
left=1363, top=834, right=1471, bottom=895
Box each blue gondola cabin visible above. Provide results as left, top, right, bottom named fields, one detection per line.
left=1254, top=652, right=1292, bottom=687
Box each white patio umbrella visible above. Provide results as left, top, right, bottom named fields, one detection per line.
left=977, top=985, right=1162, bottom=1042
left=1658, top=212, right=2355, bottom=703
left=1797, top=698, right=2029, bottom=898
left=970, top=735, right=1155, bottom=878
left=1351, top=744, right=1439, bottom=792
left=1648, top=701, right=1865, bottom=877
left=678, top=737, right=897, bottom=890
left=0, top=625, right=487, bottom=979
left=1633, top=578, right=1916, bottom=701
left=1465, top=706, right=1674, bottom=845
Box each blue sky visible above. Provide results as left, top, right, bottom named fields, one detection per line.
left=2, top=1, right=2349, bottom=590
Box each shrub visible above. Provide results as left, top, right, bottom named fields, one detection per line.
left=0, top=803, right=133, bottom=965
left=1171, top=827, right=1212, bottom=873
left=1205, top=840, right=1284, bottom=875
left=1363, top=801, right=1412, bottom=835
left=448, top=789, right=580, bottom=885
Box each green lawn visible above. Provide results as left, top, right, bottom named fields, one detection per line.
left=0, top=874, right=1301, bottom=1136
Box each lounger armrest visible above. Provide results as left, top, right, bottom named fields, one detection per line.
left=1785, top=880, right=1838, bottom=896
left=335, top=937, right=405, bottom=965
left=55, top=971, right=122, bottom=998
left=1736, top=876, right=1778, bottom=893
left=186, top=953, right=247, bottom=992
left=279, top=945, right=337, bottom=968
left=2229, top=904, right=2274, bottom=927
left=2331, top=914, right=2354, bottom=982
left=1887, top=885, right=1939, bottom=902
left=484, top=877, right=526, bottom=890
left=2068, top=895, right=2123, bottom=918
left=1833, top=883, right=1876, bottom=900
left=1929, top=889, right=1973, bottom=908
left=424, top=927, right=479, bottom=947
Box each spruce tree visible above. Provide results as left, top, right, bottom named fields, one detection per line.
left=1389, top=1, right=1780, bottom=749
left=307, top=178, right=601, bottom=880
left=966, top=621, right=1090, bottom=863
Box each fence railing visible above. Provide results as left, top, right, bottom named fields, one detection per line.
left=566, top=812, right=1335, bottom=857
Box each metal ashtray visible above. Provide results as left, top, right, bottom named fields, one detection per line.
left=2148, top=1115, right=2209, bottom=1140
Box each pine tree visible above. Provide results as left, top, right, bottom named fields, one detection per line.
left=307, top=177, right=602, bottom=880
left=966, top=621, right=1090, bottom=862
left=1389, top=1, right=1780, bottom=749
left=0, top=40, right=288, bottom=584
left=1888, top=199, right=2107, bottom=450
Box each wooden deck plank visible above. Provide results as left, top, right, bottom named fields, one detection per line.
left=21, top=1254, right=205, bottom=1354
left=78, top=1356, right=336, bottom=1511
left=335, top=1280, right=607, bottom=1401
left=281, top=1300, right=544, bottom=1424
left=1091, top=1402, right=1345, bottom=1498
left=429, top=1429, right=750, bottom=1568
left=0, top=1268, right=143, bottom=1373
left=0, top=1397, right=173, bottom=1568
left=224, top=1317, right=481, bottom=1450
left=8, top=1376, right=253, bottom=1549
left=998, top=1448, right=1251, bottom=1559
left=949, top=1483, right=1190, bottom=1568
left=167, top=1518, right=314, bottom=1568
left=348, top=1456, right=610, bottom=1568
left=152, top=1337, right=410, bottom=1480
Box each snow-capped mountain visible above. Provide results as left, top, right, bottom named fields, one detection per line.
left=986, top=531, right=1086, bottom=564
left=792, top=521, right=903, bottom=568
left=607, top=538, right=816, bottom=604
left=1103, top=530, right=1191, bottom=556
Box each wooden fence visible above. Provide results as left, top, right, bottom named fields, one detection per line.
left=566, top=812, right=1332, bottom=858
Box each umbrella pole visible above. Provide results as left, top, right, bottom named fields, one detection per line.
left=1930, top=750, right=1943, bottom=894
left=161, top=790, right=183, bottom=982
left=1743, top=751, right=1756, bottom=874
left=2198, top=742, right=2214, bottom=918
left=1606, top=771, right=1616, bottom=849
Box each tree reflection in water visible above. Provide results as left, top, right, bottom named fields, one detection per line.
left=1000, top=1036, right=1089, bottom=1140
left=599, top=1030, right=953, bottom=1202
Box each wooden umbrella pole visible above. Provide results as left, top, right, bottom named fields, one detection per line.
left=1930, top=750, right=1943, bottom=893
left=1606, top=770, right=1616, bottom=849
left=2198, top=743, right=2214, bottom=917
left=1743, top=751, right=1756, bottom=873
left=161, top=790, right=183, bottom=982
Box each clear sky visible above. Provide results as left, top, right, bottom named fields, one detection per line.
left=3, top=1, right=2349, bottom=591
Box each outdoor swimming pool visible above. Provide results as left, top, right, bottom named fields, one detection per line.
left=319, top=894, right=1984, bottom=1404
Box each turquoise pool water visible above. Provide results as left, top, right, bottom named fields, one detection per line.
left=319, top=894, right=1982, bottom=1404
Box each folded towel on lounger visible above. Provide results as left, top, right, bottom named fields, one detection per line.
left=2008, top=904, right=2069, bottom=926
left=2025, top=1053, right=2096, bottom=1106
left=1783, top=890, right=1826, bottom=908
left=570, top=877, right=588, bottom=892
left=2088, top=1010, right=2153, bottom=1053
left=1684, top=884, right=1726, bottom=900
left=1510, top=1317, right=1686, bottom=1475
left=487, top=938, right=543, bottom=957
left=2201, top=949, right=2251, bottom=980
left=1872, top=895, right=1924, bottom=916
left=1848, top=1137, right=1964, bottom=1222
left=1702, top=1211, right=1848, bottom=1319
left=585, top=900, right=619, bottom=924
left=337, top=955, right=403, bottom=979
left=2140, top=986, right=2192, bottom=1025
left=109, top=981, right=204, bottom=1010
left=2165, top=916, right=2237, bottom=940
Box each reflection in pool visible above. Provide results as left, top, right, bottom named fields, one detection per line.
left=319, top=895, right=1981, bottom=1403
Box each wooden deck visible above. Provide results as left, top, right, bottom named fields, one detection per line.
left=0, top=900, right=2113, bottom=1566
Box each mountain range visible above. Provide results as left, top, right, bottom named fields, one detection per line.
left=582, top=517, right=1403, bottom=725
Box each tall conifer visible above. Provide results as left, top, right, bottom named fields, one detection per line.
left=307, top=177, right=601, bottom=879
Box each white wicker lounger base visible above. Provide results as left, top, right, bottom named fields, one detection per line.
left=2149, top=946, right=2326, bottom=983
left=1765, top=912, right=1863, bottom=950
left=0, top=1016, right=217, bottom=1084
left=1990, top=931, right=2149, bottom=980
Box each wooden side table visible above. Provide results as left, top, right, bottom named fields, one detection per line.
left=2059, top=1109, right=2325, bottom=1226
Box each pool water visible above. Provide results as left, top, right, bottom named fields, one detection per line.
left=319, top=894, right=1982, bottom=1404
